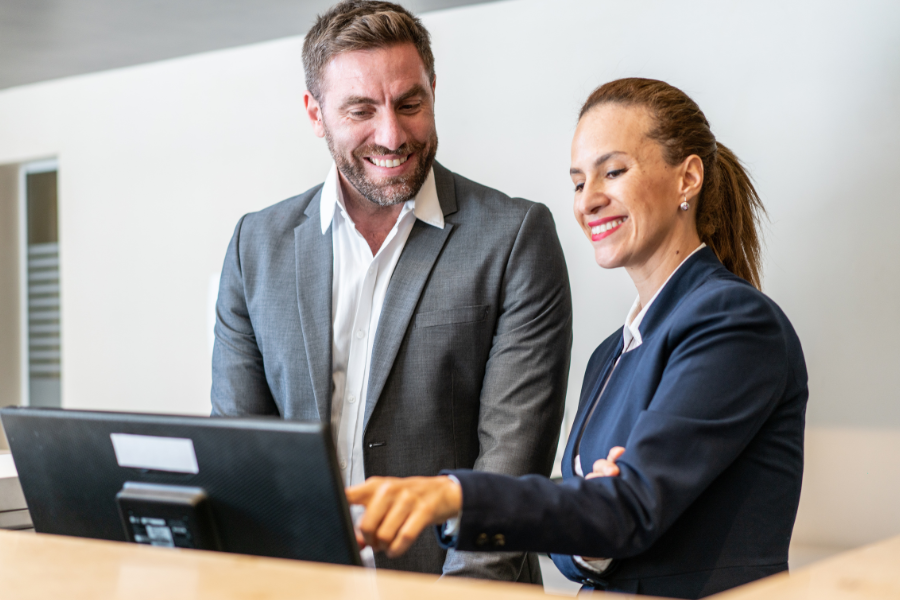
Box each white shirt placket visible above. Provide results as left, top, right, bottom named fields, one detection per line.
left=321, top=164, right=442, bottom=569
left=335, top=207, right=414, bottom=487
left=342, top=259, right=377, bottom=486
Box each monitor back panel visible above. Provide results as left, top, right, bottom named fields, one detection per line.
left=1, top=408, right=360, bottom=566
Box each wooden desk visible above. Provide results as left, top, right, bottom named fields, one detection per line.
left=711, top=535, right=900, bottom=600
left=2, top=528, right=898, bottom=600
left=0, top=530, right=571, bottom=600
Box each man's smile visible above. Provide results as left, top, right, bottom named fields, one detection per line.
left=365, top=154, right=411, bottom=169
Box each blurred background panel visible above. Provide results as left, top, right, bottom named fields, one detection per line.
left=0, top=0, right=484, bottom=90
left=24, top=162, right=62, bottom=408
left=0, top=0, right=897, bottom=584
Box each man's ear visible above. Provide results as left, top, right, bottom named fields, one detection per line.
left=304, top=91, right=326, bottom=138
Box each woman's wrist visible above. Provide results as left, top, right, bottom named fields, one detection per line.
left=440, top=474, right=463, bottom=522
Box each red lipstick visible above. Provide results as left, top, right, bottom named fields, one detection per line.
left=589, top=216, right=627, bottom=242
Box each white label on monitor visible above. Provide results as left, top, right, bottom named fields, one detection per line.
left=110, top=433, right=199, bottom=474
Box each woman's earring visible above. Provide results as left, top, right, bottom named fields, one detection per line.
left=680, top=195, right=690, bottom=211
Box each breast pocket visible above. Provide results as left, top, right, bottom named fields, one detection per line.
left=414, top=305, right=489, bottom=329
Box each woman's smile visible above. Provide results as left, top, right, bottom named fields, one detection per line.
left=589, top=216, right=628, bottom=241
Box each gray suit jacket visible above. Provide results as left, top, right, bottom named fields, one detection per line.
left=212, top=162, right=572, bottom=581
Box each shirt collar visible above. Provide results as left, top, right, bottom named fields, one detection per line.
left=320, top=163, right=444, bottom=234
left=622, top=243, right=707, bottom=352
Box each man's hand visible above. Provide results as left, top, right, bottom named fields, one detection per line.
left=345, top=476, right=463, bottom=558
left=586, top=446, right=625, bottom=479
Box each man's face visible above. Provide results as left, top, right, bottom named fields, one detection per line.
left=306, top=43, right=438, bottom=206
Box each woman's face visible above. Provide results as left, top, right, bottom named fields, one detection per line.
left=571, top=103, right=692, bottom=272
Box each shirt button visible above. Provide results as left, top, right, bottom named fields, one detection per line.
left=340, top=460, right=347, bottom=470
left=348, top=395, right=356, bottom=404
left=475, top=533, right=489, bottom=548
left=356, top=330, right=365, bottom=339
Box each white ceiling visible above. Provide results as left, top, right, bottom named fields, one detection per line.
left=0, top=0, right=496, bottom=90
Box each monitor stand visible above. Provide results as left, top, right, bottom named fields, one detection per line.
left=116, top=482, right=221, bottom=550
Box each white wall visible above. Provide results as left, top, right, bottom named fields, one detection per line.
left=0, top=0, right=898, bottom=550
left=0, top=38, right=326, bottom=415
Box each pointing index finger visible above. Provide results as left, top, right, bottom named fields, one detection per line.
left=346, top=477, right=384, bottom=506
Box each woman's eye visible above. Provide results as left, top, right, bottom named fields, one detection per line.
left=606, top=168, right=626, bottom=179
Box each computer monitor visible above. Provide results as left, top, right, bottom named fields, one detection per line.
left=0, top=407, right=362, bottom=566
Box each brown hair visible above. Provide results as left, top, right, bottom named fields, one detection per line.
left=580, top=78, right=767, bottom=289
left=302, top=0, right=435, bottom=101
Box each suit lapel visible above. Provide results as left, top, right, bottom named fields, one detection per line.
left=294, top=190, right=333, bottom=422
left=363, top=163, right=457, bottom=428
left=637, top=247, right=723, bottom=343
left=563, top=338, right=623, bottom=474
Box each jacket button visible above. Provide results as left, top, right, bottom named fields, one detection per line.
left=475, top=533, right=489, bottom=547
left=493, top=534, right=505, bottom=547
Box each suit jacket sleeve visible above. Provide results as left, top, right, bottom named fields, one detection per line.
left=210, top=215, right=280, bottom=417
left=447, top=284, right=797, bottom=559
left=441, top=202, right=572, bottom=579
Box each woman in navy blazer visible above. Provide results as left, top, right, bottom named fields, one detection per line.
left=347, top=78, right=808, bottom=599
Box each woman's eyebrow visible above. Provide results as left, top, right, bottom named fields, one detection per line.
left=570, top=151, right=626, bottom=175
left=593, top=151, right=626, bottom=168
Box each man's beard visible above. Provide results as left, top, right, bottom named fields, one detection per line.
left=325, top=129, right=438, bottom=207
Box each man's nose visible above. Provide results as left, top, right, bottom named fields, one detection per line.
left=373, top=110, right=407, bottom=152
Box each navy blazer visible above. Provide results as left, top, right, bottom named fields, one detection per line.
left=445, top=248, right=808, bottom=598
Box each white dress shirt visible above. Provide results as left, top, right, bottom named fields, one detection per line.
left=321, top=163, right=443, bottom=567
left=572, top=243, right=706, bottom=576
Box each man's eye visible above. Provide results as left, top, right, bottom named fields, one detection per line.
left=399, top=103, right=420, bottom=112
left=574, top=183, right=584, bottom=192
left=606, top=168, right=626, bottom=179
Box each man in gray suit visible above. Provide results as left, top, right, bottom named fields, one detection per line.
left=211, top=0, right=571, bottom=583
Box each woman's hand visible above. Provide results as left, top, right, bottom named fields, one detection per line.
left=586, top=446, right=625, bottom=479
left=580, top=446, right=625, bottom=561
left=344, top=449, right=623, bottom=559
left=345, top=476, right=462, bottom=558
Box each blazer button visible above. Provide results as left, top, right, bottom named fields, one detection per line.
left=493, top=534, right=505, bottom=547
left=475, top=533, right=489, bottom=547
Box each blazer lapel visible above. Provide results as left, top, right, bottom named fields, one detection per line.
left=637, top=247, right=724, bottom=344
left=563, top=337, right=623, bottom=475
left=363, top=163, right=457, bottom=428
left=294, top=190, right=333, bottom=422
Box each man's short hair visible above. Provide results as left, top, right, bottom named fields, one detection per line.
left=302, top=0, right=435, bottom=102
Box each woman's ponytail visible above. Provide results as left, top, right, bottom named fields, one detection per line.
left=697, top=142, right=766, bottom=289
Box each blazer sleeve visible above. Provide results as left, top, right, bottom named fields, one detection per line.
left=441, top=202, right=572, bottom=579
left=472, top=202, right=572, bottom=475
left=447, top=284, right=797, bottom=559
left=210, top=215, right=279, bottom=417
